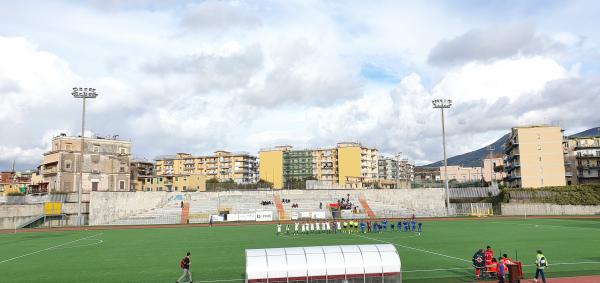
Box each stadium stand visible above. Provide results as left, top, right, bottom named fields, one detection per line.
left=91, top=189, right=446, bottom=225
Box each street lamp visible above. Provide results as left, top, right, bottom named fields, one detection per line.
left=72, top=87, right=98, bottom=226
left=432, top=98, right=452, bottom=215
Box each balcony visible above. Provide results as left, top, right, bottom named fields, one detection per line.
left=576, top=153, right=600, bottom=158
left=575, top=143, right=600, bottom=150
left=577, top=165, right=600, bottom=170
left=506, top=174, right=521, bottom=181
left=42, top=168, right=58, bottom=175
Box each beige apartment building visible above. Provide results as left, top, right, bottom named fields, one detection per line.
left=440, top=165, right=483, bottom=183
left=40, top=134, right=131, bottom=193
left=504, top=125, right=566, bottom=188
left=564, top=135, right=600, bottom=185
left=155, top=151, right=258, bottom=184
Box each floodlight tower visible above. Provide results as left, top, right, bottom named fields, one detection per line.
left=72, top=87, right=98, bottom=226
left=432, top=98, right=452, bottom=215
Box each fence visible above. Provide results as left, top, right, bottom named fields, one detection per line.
left=0, top=194, right=68, bottom=205
left=448, top=186, right=500, bottom=199
left=449, top=203, right=494, bottom=216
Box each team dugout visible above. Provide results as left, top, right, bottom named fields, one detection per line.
left=245, top=244, right=401, bottom=283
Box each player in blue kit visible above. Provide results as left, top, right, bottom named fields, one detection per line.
left=397, top=220, right=402, bottom=232
left=360, top=221, right=366, bottom=233
left=404, top=220, right=410, bottom=231
left=411, top=219, right=417, bottom=232
left=418, top=222, right=423, bottom=233
left=382, top=219, right=388, bottom=232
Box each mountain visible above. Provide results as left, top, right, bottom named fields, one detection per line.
left=423, top=134, right=509, bottom=168
left=423, top=127, right=600, bottom=168
left=569, top=127, right=600, bottom=138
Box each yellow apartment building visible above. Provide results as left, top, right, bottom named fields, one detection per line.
left=504, top=125, right=566, bottom=188
left=155, top=151, right=258, bottom=184
left=259, top=142, right=378, bottom=189
left=139, top=174, right=206, bottom=192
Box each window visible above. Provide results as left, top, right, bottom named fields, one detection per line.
left=120, top=147, right=127, bottom=154
left=65, top=161, right=72, bottom=170
left=93, top=145, right=100, bottom=153
left=119, top=166, right=125, bottom=173
left=119, top=180, right=125, bottom=190
left=92, top=182, right=98, bottom=191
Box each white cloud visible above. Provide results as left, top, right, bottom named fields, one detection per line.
left=428, top=23, right=584, bottom=66
left=1, top=1, right=600, bottom=170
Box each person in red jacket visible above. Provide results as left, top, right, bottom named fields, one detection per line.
left=485, top=246, right=494, bottom=267
left=501, top=254, right=513, bottom=273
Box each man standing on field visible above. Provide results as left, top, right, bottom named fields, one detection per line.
left=176, top=252, right=192, bottom=283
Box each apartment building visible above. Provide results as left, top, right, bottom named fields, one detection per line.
left=378, top=154, right=414, bottom=189
left=482, top=155, right=506, bottom=183
left=130, top=160, right=155, bottom=191
left=40, top=134, right=131, bottom=193
left=414, top=167, right=440, bottom=183
left=259, top=142, right=378, bottom=189
left=504, top=125, right=566, bottom=188
left=440, top=165, right=483, bottom=183
left=139, top=174, right=206, bottom=192
left=155, top=151, right=258, bottom=184
left=0, top=171, right=30, bottom=195
left=565, top=135, right=600, bottom=184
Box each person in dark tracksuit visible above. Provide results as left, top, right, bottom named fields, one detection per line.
left=176, top=252, right=192, bottom=283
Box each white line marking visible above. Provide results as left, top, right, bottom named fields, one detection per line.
left=354, top=234, right=470, bottom=263
left=0, top=233, right=103, bottom=264
left=403, top=267, right=471, bottom=273
left=54, top=239, right=104, bottom=250
left=487, top=221, right=600, bottom=232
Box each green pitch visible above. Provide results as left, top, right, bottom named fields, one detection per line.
left=1, top=218, right=600, bottom=283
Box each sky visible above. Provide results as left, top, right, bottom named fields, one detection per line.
left=1, top=0, right=600, bottom=170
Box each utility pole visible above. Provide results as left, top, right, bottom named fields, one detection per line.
left=72, top=87, right=98, bottom=226
left=487, top=145, right=494, bottom=187
left=432, top=99, right=452, bottom=215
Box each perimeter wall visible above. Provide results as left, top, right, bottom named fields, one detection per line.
left=89, top=191, right=170, bottom=225
left=501, top=203, right=600, bottom=215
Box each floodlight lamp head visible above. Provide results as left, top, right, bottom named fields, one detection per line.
left=72, top=86, right=98, bottom=98
left=432, top=98, right=452, bottom=109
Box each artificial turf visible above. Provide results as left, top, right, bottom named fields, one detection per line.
left=1, top=218, right=599, bottom=283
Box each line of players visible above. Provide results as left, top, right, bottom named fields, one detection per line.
left=276, top=219, right=423, bottom=235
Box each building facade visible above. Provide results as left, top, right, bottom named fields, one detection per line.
left=413, top=167, right=440, bottom=183
left=378, top=154, right=414, bottom=189
left=139, top=174, right=206, bottom=192
left=565, top=135, right=600, bottom=184
left=482, top=155, right=506, bottom=183
left=504, top=125, right=566, bottom=188
left=440, top=165, right=483, bottom=183
left=40, top=134, right=131, bottom=193
left=259, top=142, right=378, bottom=189
left=130, top=160, right=155, bottom=191
left=155, top=151, right=258, bottom=185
